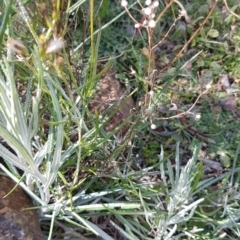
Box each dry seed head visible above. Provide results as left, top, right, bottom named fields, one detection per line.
left=6, top=38, right=28, bottom=55
left=38, top=3, right=53, bottom=28
left=46, top=38, right=65, bottom=54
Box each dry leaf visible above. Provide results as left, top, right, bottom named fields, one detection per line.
left=89, top=66, right=134, bottom=136
left=219, top=97, right=237, bottom=111
left=203, top=158, right=223, bottom=173
left=219, top=74, right=232, bottom=93
left=141, top=47, right=151, bottom=58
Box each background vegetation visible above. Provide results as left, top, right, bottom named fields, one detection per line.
left=0, top=0, right=240, bottom=239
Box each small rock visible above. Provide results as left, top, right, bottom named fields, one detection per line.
left=0, top=176, right=42, bottom=240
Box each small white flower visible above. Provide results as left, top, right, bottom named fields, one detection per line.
left=148, top=19, right=156, bottom=28
left=134, top=23, right=140, bottom=28
left=153, top=1, right=159, bottom=7
left=143, top=19, right=148, bottom=25
left=145, top=0, right=152, bottom=6
left=151, top=123, right=157, bottom=129
left=143, top=7, right=152, bottom=16
left=121, top=0, right=128, bottom=7
left=150, top=13, right=155, bottom=19
left=195, top=114, right=201, bottom=120
left=149, top=90, right=154, bottom=96
left=206, top=83, right=211, bottom=89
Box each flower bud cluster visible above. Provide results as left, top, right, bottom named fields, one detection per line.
left=140, top=0, right=159, bottom=28
left=121, top=0, right=159, bottom=29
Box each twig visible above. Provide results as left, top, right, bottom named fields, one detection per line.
left=152, top=14, right=182, bottom=50
left=223, top=0, right=240, bottom=20
left=157, top=88, right=209, bottom=120
left=160, top=0, right=219, bottom=73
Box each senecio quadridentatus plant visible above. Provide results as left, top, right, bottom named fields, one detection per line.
left=121, top=0, right=189, bottom=29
